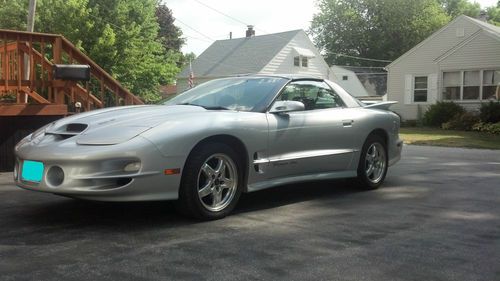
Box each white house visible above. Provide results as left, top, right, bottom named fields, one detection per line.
left=178, top=27, right=360, bottom=94
left=386, top=15, right=500, bottom=121
left=329, top=65, right=369, bottom=97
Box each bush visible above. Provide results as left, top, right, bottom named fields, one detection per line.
left=479, top=101, right=500, bottom=123
left=442, top=112, right=480, bottom=131
left=472, top=122, right=500, bottom=135
left=401, top=120, right=418, bottom=127
left=423, top=101, right=465, bottom=127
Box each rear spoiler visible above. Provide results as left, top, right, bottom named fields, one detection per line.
left=363, top=101, right=398, bottom=110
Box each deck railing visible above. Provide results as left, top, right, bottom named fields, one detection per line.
left=0, top=29, right=143, bottom=115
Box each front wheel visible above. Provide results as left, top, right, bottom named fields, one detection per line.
left=177, top=143, right=243, bottom=220
left=355, top=134, right=388, bottom=190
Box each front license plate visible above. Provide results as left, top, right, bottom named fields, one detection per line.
left=21, top=160, right=44, bottom=183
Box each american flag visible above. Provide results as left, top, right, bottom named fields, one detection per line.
left=188, top=60, right=194, bottom=88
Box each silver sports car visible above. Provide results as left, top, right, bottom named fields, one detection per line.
left=14, top=75, right=402, bottom=220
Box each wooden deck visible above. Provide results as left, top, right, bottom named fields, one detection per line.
left=0, top=29, right=143, bottom=116
left=0, top=104, right=67, bottom=116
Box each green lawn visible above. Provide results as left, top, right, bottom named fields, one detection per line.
left=399, top=127, right=500, bottom=150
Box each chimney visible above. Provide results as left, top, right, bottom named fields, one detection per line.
left=478, top=10, right=488, bottom=22
left=245, top=25, right=255, bottom=38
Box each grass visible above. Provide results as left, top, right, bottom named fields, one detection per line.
left=399, top=127, right=500, bottom=150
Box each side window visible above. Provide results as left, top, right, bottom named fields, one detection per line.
left=277, top=80, right=345, bottom=110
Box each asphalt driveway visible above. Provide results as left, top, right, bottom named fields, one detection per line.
left=0, top=145, right=499, bottom=281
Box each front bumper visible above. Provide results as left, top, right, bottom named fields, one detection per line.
left=14, top=136, right=184, bottom=201
left=388, top=139, right=403, bottom=166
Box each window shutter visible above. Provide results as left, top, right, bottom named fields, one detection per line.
left=404, top=74, right=413, bottom=104
left=428, top=73, right=438, bottom=103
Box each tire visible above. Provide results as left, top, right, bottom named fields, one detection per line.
left=177, top=142, right=243, bottom=220
left=355, top=134, right=388, bottom=190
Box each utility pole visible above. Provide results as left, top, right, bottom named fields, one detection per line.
left=24, top=0, right=36, bottom=103
left=27, top=0, right=37, bottom=32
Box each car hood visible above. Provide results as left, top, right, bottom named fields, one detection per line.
left=45, top=105, right=207, bottom=145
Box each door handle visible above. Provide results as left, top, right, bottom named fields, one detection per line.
left=342, top=119, right=354, bottom=127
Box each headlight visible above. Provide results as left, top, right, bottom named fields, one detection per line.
left=124, top=162, right=141, bottom=172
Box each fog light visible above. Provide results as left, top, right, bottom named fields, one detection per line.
left=47, top=166, right=64, bottom=187
left=124, top=162, right=141, bottom=172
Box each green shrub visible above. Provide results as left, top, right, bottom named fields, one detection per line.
left=423, top=101, right=465, bottom=127
left=401, top=120, right=418, bottom=127
left=472, top=122, right=500, bottom=135
left=442, top=112, right=480, bottom=131
left=479, top=101, right=500, bottom=123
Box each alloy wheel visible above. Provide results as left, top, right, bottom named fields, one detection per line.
left=197, top=153, right=238, bottom=212
left=364, top=142, right=386, bottom=184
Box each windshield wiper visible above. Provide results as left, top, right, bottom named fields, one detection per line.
left=178, top=103, right=229, bottom=110
left=202, top=106, right=230, bottom=110
left=177, top=102, right=202, bottom=107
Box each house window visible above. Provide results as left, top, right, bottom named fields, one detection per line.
left=342, top=75, right=348, bottom=81
left=301, top=57, right=308, bottom=67
left=463, top=71, right=479, bottom=100
left=413, top=76, right=428, bottom=102
left=443, top=71, right=461, bottom=100
left=293, top=56, right=309, bottom=67
left=443, top=70, right=500, bottom=101
left=483, top=70, right=500, bottom=100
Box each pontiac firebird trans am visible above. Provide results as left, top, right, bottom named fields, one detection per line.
left=14, top=75, right=402, bottom=220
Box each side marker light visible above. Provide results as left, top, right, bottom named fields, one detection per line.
left=164, top=168, right=181, bottom=175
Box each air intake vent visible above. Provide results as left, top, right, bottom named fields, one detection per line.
left=46, top=123, right=88, bottom=140
left=66, top=123, right=88, bottom=133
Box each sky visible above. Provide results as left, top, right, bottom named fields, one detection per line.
left=165, top=0, right=499, bottom=55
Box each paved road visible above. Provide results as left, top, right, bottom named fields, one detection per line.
left=0, top=145, right=499, bottom=281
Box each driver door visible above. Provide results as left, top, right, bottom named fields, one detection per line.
left=265, top=80, right=356, bottom=179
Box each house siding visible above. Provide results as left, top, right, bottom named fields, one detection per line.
left=329, top=66, right=369, bottom=97
left=387, top=16, right=486, bottom=121
left=260, top=31, right=330, bottom=78
left=438, top=32, right=500, bottom=70
left=437, top=32, right=500, bottom=112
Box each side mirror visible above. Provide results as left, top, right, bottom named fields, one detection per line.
left=269, top=100, right=305, bottom=114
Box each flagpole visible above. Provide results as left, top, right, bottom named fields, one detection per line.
left=188, top=59, right=194, bottom=89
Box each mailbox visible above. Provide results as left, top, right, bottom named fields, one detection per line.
left=53, top=64, right=91, bottom=81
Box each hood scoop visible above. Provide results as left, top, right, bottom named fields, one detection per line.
left=46, top=123, right=88, bottom=140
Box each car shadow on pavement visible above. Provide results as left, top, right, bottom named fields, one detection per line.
left=234, top=179, right=361, bottom=214
left=3, top=179, right=380, bottom=234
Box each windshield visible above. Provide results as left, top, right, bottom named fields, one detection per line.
left=165, top=77, right=289, bottom=112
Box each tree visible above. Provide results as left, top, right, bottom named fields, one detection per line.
left=0, top=1, right=28, bottom=30
left=487, top=5, right=500, bottom=26
left=438, top=0, right=481, bottom=18
left=156, top=4, right=185, bottom=53
left=310, top=0, right=450, bottom=66
left=36, top=0, right=93, bottom=50
left=0, top=0, right=183, bottom=103
left=180, top=52, right=197, bottom=68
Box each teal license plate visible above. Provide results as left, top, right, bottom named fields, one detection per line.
left=21, top=160, right=44, bottom=183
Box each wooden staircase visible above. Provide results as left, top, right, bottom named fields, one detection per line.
left=0, top=29, right=143, bottom=116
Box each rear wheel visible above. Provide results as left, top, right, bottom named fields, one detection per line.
left=355, top=134, right=388, bottom=190
left=177, top=143, right=243, bottom=220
